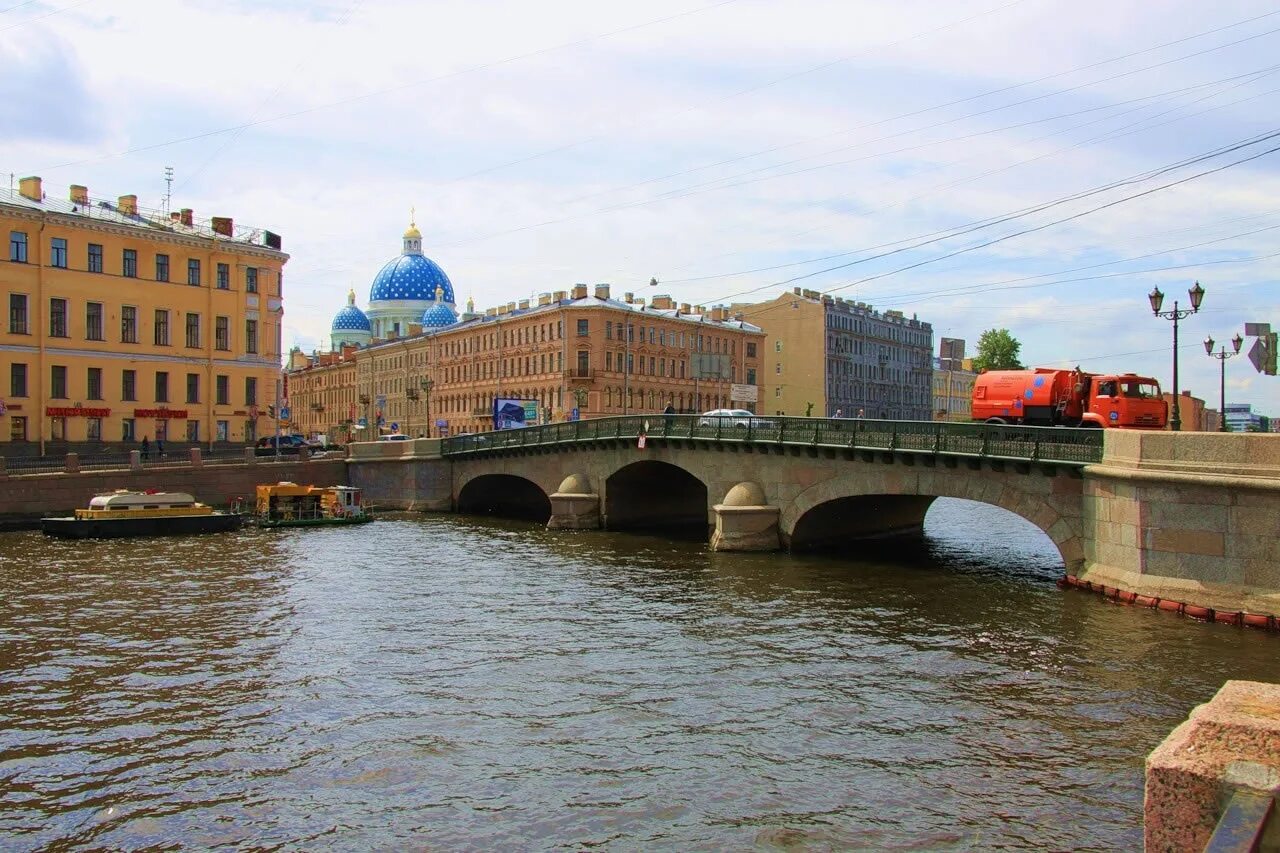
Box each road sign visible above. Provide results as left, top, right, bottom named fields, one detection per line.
left=1248, top=337, right=1268, bottom=374
left=1244, top=322, right=1271, bottom=336
left=279, top=406, right=290, bottom=420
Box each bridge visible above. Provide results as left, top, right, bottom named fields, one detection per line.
left=348, top=415, right=1280, bottom=624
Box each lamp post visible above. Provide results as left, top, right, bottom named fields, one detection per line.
left=1203, top=332, right=1242, bottom=432
left=419, top=377, right=434, bottom=437
left=1148, top=281, right=1205, bottom=432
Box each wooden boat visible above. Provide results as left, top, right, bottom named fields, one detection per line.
left=41, top=490, right=243, bottom=539
left=253, top=482, right=372, bottom=528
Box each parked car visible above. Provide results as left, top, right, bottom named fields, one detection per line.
left=696, top=409, right=775, bottom=429
left=378, top=433, right=411, bottom=442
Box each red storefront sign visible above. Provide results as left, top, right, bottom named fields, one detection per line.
left=134, top=409, right=189, bottom=419
left=46, top=406, right=111, bottom=417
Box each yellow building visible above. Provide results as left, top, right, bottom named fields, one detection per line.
left=1, top=176, right=288, bottom=455
left=288, top=283, right=764, bottom=441
left=736, top=288, right=934, bottom=419
left=932, top=357, right=978, bottom=421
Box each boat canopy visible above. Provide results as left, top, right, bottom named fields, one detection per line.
left=88, top=491, right=197, bottom=510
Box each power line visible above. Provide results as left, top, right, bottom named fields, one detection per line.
left=0, top=0, right=91, bottom=32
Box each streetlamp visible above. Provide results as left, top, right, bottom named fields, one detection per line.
left=1203, top=332, right=1242, bottom=432
left=1148, top=281, right=1205, bottom=432
left=419, top=377, right=434, bottom=437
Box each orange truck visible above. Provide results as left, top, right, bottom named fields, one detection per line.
left=971, top=368, right=1167, bottom=429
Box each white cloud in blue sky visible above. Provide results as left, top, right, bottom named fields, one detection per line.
left=4, top=0, right=1278, bottom=410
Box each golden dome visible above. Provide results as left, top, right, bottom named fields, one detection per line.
left=403, top=222, right=422, bottom=240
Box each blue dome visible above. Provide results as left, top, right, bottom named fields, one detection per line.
left=421, top=302, right=459, bottom=328
left=332, top=302, right=371, bottom=332
left=369, top=253, right=454, bottom=303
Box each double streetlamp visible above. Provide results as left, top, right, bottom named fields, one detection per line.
left=1148, top=281, right=1205, bottom=432
left=1203, top=332, right=1242, bottom=432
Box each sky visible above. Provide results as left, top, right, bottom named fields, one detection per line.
left=3, top=0, right=1278, bottom=412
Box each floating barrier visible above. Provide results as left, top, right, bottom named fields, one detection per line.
left=1059, top=575, right=1279, bottom=632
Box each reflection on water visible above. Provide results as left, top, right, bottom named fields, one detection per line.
left=1, top=498, right=1276, bottom=850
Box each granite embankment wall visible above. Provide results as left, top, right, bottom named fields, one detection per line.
left=0, top=459, right=348, bottom=521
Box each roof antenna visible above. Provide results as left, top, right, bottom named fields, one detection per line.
left=163, top=166, right=174, bottom=217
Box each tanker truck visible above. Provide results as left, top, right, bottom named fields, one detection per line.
left=971, top=368, right=1168, bottom=429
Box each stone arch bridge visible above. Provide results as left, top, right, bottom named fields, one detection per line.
left=348, top=416, right=1280, bottom=619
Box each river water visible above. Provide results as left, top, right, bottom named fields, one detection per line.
left=2, top=498, right=1277, bottom=850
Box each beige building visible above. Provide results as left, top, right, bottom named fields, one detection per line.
left=2, top=176, right=287, bottom=456
left=932, top=357, right=978, bottom=421
left=288, top=284, right=764, bottom=440
left=736, top=288, right=933, bottom=419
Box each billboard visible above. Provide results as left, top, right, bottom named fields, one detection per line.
left=730, top=383, right=758, bottom=402
left=493, top=398, right=540, bottom=430
left=692, top=352, right=732, bottom=380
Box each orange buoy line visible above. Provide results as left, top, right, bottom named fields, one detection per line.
left=1059, top=575, right=1280, bottom=632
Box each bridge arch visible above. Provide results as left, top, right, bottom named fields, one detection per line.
left=456, top=473, right=552, bottom=523
left=605, top=460, right=708, bottom=536
left=782, top=469, right=1079, bottom=568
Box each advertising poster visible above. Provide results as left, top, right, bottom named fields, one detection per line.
left=493, top=398, right=540, bottom=430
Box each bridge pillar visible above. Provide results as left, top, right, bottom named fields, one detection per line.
left=547, top=473, right=600, bottom=530
left=711, top=482, right=781, bottom=552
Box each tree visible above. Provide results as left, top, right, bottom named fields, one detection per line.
left=971, top=328, right=1024, bottom=372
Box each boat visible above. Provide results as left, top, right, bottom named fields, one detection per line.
left=253, top=482, right=373, bottom=528
left=41, top=490, right=243, bottom=539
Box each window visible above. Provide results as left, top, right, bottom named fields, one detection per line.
left=775, top=340, right=783, bottom=352
left=49, top=298, right=67, bottom=337
left=185, top=312, right=200, bottom=348
left=122, top=369, right=137, bottom=401
left=87, top=367, right=102, bottom=400
left=746, top=342, right=757, bottom=358
left=605, top=323, right=613, bottom=340
left=87, top=417, right=102, bottom=441
left=577, top=350, right=589, bottom=375
left=10, top=363, right=27, bottom=397
left=50, top=365, right=67, bottom=399
left=155, top=371, right=169, bottom=403
left=186, top=420, right=199, bottom=442
left=9, top=231, right=27, bottom=263
left=154, top=309, right=170, bottom=346
left=122, top=249, right=137, bottom=278
left=216, top=374, right=229, bottom=405
left=50, top=417, right=66, bottom=441
left=576, top=319, right=588, bottom=336
left=187, top=258, right=200, bottom=286
left=120, top=306, right=137, bottom=343
left=155, top=253, right=169, bottom=282
left=245, top=267, right=258, bottom=293
left=245, top=319, right=258, bottom=354
left=9, top=294, right=28, bottom=334
left=775, top=363, right=781, bottom=374
left=85, top=302, right=103, bottom=340
left=245, top=377, right=257, bottom=406
left=186, top=372, right=199, bottom=404
left=216, top=420, right=229, bottom=442
left=50, top=237, right=67, bottom=268
left=88, top=243, right=103, bottom=273
left=216, top=263, right=229, bottom=289
left=606, top=351, right=613, bottom=371
left=121, top=418, right=135, bottom=442
left=747, top=368, right=757, bottom=386
left=215, top=316, right=230, bottom=350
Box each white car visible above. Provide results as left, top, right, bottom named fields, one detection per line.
left=379, top=433, right=411, bottom=442
left=696, top=409, right=774, bottom=429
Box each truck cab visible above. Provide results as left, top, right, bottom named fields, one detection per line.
left=1082, top=374, right=1167, bottom=429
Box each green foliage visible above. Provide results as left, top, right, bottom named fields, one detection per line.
left=971, top=328, right=1025, bottom=372
left=804, top=401, right=814, bottom=417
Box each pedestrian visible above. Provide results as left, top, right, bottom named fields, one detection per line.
left=156, top=438, right=165, bottom=458
left=857, top=408, right=865, bottom=418
left=663, top=400, right=676, bottom=431
left=834, top=408, right=843, bottom=418
left=140, top=436, right=150, bottom=460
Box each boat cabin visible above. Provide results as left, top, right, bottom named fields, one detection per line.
left=254, top=482, right=365, bottom=522
left=75, top=490, right=212, bottom=519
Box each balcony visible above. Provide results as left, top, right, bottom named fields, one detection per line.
left=565, top=368, right=596, bottom=380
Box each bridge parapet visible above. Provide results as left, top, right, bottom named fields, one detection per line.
left=442, top=415, right=1103, bottom=466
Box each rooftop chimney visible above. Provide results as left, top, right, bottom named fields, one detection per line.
left=518, top=299, right=530, bottom=310
left=18, top=176, right=42, bottom=201
left=180, top=208, right=193, bottom=227
left=553, top=290, right=567, bottom=302
left=623, top=292, right=634, bottom=303
left=211, top=216, right=233, bottom=236
left=680, top=303, right=691, bottom=314
left=572, top=284, right=588, bottom=299
left=538, top=292, right=552, bottom=306
left=69, top=184, right=88, bottom=205
left=594, top=284, right=611, bottom=300
left=650, top=294, right=673, bottom=309
left=118, top=194, right=138, bottom=216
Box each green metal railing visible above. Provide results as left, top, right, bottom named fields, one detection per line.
left=439, top=415, right=1105, bottom=465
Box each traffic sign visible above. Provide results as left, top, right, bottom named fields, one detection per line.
left=279, top=406, right=291, bottom=420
